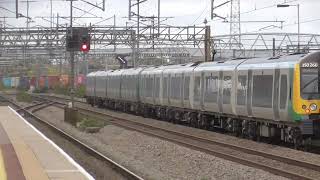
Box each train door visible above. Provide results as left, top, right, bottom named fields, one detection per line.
left=235, top=70, right=248, bottom=117
left=278, top=67, right=289, bottom=121
left=273, top=68, right=280, bottom=120
left=247, top=69, right=252, bottom=116
left=105, top=74, right=108, bottom=99
left=93, top=75, right=96, bottom=103
left=181, top=73, right=185, bottom=107
left=218, top=70, right=223, bottom=113
left=200, top=71, right=205, bottom=110
left=168, top=74, right=171, bottom=105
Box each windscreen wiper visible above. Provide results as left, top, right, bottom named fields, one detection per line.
left=302, top=77, right=318, bottom=90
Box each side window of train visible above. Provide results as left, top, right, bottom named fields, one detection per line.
left=163, top=77, right=168, bottom=98
left=280, top=75, right=287, bottom=109
left=194, top=76, right=201, bottom=101
left=205, top=76, right=218, bottom=103
left=171, top=75, right=181, bottom=99
left=252, top=75, right=273, bottom=108
left=223, top=76, right=232, bottom=104
left=184, top=76, right=190, bottom=100
left=237, top=75, right=247, bottom=105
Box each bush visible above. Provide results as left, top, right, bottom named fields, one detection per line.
left=0, top=82, right=10, bottom=91
left=16, top=91, right=32, bottom=102
left=53, top=86, right=69, bottom=96
left=77, top=116, right=105, bottom=129
left=75, top=85, right=85, bottom=98
left=52, top=85, right=85, bottom=98
left=33, top=87, right=48, bottom=93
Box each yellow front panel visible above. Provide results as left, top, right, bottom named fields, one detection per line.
left=293, top=64, right=320, bottom=115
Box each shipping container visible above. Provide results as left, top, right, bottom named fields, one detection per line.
left=48, top=76, right=60, bottom=89
left=11, top=77, right=20, bottom=88
left=38, top=76, right=48, bottom=89
left=10, top=77, right=15, bottom=88
left=16, top=77, right=20, bottom=88
left=45, top=77, right=49, bottom=88
left=2, top=77, right=11, bottom=88
left=19, top=77, right=30, bottom=90
left=60, top=75, right=69, bottom=87
left=30, top=77, right=37, bottom=87
left=76, top=74, right=86, bottom=87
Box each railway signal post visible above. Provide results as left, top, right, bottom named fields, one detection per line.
left=66, top=0, right=90, bottom=107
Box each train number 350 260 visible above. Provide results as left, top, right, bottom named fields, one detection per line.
left=301, top=62, right=318, bottom=68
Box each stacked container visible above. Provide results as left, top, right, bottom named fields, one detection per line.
left=19, top=77, right=30, bottom=89
left=2, top=77, right=11, bottom=88
left=11, top=77, right=20, bottom=88
left=48, top=76, right=60, bottom=89
left=29, top=77, right=37, bottom=87
left=60, top=75, right=69, bottom=87
left=38, top=76, right=48, bottom=89
left=76, top=74, right=86, bottom=87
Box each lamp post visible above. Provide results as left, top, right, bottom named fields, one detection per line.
left=277, top=4, right=300, bottom=53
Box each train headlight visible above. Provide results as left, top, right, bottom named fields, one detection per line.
left=310, top=103, right=317, bottom=111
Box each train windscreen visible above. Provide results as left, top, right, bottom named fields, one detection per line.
left=300, top=62, right=320, bottom=99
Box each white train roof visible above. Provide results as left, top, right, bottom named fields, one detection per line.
left=87, top=52, right=319, bottom=76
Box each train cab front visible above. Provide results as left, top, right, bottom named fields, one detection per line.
left=293, top=51, right=320, bottom=139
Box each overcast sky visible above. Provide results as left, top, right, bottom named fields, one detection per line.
left=0, top=0, right=319, bottom=35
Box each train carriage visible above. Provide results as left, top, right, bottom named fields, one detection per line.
left=86, top=51, right=320, bottom=147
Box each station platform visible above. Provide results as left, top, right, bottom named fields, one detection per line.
left=0, top=106, right=94, bottom=180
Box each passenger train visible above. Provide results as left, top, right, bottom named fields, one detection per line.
left=86, top=51, right=320, bottom=147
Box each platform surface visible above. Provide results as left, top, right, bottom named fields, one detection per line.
left=0, top=106, right=94, bottom=180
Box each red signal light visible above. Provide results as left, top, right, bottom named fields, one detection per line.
left=80, top=43, right=89, bottom=52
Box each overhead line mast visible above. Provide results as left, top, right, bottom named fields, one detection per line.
left=16, top=0, right=18, bottom=18
left=229, top=0, right=241, bottom=49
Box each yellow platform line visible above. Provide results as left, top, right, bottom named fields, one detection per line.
left=0, top=149, right=7, bottom=180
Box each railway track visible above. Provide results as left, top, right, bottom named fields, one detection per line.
left=0, top=94, right=144, bottom=180
left=34, top=93, right=320, bottom=180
